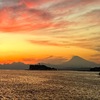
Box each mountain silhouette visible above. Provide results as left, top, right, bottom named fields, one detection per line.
left=0, top=62, right=29, bottom=70
left=45, top=56, right=100, bottom=71
left=58, top=56, right=100, bottom=70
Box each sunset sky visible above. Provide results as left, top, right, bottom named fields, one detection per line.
left=0, top=0, right=100, bottom=64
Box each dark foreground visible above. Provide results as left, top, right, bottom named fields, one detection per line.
left=0, top=70, right=100, bottom=100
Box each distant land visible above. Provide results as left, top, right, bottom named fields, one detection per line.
left=0, top=56, right=100, bottom=71
left=0, top=62, right=29, bottom=70
left=90, top=67, right=100, bottom=71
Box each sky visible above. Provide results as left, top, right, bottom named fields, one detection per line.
left=0, top=0, right=100, bottom=64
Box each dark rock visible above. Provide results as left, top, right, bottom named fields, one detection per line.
left=90, top=67, right=100, bottom=71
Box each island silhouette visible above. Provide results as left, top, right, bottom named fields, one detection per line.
left=29, top=63, right=57, bottom=70
left=90, top=67, right=100, bottom=71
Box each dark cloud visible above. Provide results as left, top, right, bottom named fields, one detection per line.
left=28, top=8, right=53, bottom=20
left=0, top=0, right=20, bottom=8
left=39, top=56, right=68, bottom=64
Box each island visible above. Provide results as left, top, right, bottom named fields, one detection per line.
left=29, top=64, right=57, bottom=70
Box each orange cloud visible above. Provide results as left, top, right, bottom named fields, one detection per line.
left=23, top=0, right=52, bottom=8
left=0, top=5, right=74, bottom=32
left=28, top=32, right=100, bottom=52
left=28, top=40, right=66, bottom=47
left=90, top=54, right=100, bottom=64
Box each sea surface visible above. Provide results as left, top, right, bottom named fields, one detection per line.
left=0, top=70, right=100, bottom=100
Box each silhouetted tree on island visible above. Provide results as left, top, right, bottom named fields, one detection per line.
left=29, top=64, right=57, bottom=70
